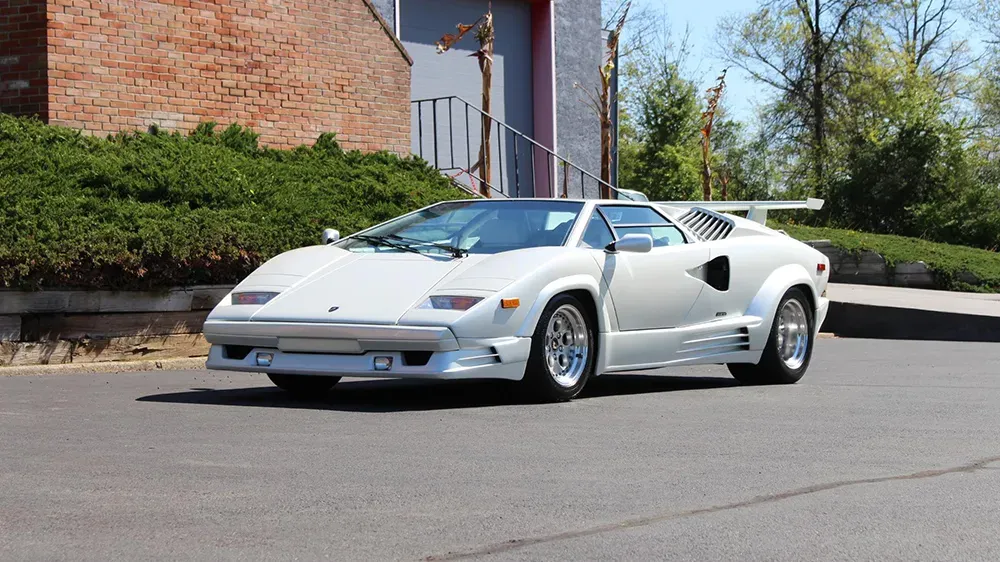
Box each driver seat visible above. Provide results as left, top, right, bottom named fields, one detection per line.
left=471, top=211, right=530, bottom=251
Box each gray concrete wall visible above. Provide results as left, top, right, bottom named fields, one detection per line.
left=388, top=0, right=608, bottom=198
left=369, top=0, right=397, bottom=33
left=554, top=0, right=602, bottom=198
left=400, top=0, right=535, bottom=196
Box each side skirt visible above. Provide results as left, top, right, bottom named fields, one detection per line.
left=596, top=316, right=767, bottom=373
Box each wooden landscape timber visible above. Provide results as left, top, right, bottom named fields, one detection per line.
left=0, top=285, right=232, bottom=367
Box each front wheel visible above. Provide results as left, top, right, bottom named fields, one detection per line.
left=267, top=374, right=341, bottom=397
left=522, top=294, right=596, bottom=402
left=728, top=288, right=814, bottom=385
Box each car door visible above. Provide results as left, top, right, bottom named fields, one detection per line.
left=580, top=205, right=710, bottom=331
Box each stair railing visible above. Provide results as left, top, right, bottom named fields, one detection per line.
left=411, top=96, right=626, bottom=200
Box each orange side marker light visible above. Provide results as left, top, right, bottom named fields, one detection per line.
left=501, top=298, right=520, bottom=309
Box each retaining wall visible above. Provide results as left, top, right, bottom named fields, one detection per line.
left=805, top=240, right=980, bottom=290
left=0, top=285, right=232, bottom=367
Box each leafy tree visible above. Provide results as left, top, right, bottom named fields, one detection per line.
left=825, top=61, right=998, bottom=248
left=817, top=0, right=1000, bottom=244
left=972, top=0, right=1000, bottom=47
left=881, top=0, right=977, bottom=100
left=616, top=50, right=702, bottom=201
left=717, top=0, right=877, bottom=198
left=969, top=1, right=1000, bottom=156
left=710, top=114, right=785, bottom=201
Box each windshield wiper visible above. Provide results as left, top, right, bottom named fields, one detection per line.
left=386, top=234, right=468, bottom=258
left=351, top=234, right=422, bottom=255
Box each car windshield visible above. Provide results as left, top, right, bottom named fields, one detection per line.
left=336, top=200, right=585, bottom=256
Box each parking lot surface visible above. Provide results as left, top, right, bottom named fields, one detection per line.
left=2, top=338, right=999, bottom=561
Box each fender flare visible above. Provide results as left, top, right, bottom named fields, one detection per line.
left=744, top=264, right=818, bottom=350
left=515, top=275, right=614, bottom=338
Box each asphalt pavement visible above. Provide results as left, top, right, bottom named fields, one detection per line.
left=2, top=338, right=1000, bottom=561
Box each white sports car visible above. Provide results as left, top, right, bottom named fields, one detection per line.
left=204, top=195, right=830, bottom=401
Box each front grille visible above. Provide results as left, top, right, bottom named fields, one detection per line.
left=223, top=345, right=254, bottom=360
left=402, top=351, right=434, bottom=366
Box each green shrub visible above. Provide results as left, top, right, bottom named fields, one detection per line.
left=774, top=222, right=1000, bottom=293
left=0, top=115, right=466, bottom=290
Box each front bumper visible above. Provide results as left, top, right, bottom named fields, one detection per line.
left=203, top=320, right=461, bottom=352
left=815, top=296, right=830, bottom=334
left=203, top=320, right=532, bottom=381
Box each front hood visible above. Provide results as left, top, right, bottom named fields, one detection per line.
left=250, top=253, right=467, bottom=325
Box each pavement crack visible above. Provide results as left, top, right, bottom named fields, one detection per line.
left=423, top=455, right=1000, bottom=561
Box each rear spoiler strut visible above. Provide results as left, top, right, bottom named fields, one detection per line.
left=616, top=189, right=824, bottom=225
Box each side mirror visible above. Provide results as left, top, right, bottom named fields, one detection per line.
left=322, top=228, right=340, bottom=245
left=606, top=233, right=652, bottom=254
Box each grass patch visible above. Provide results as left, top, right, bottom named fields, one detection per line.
left=774, top=222, right=1000, bottom=292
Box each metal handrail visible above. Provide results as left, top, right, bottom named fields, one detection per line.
left=411, top=95, right=625, bottom=199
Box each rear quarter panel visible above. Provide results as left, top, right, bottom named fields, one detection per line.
left=705, top=234, right=828, bottom=348
left=710, top=236, right=821, bottom=312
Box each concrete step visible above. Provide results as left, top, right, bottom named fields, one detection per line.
left=822, top=284, right=1000, bottom=342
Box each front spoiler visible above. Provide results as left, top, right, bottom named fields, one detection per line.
left=205, top=336, right=533, bottom=381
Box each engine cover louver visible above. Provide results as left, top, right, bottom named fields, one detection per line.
left=676, top=207, right=736, bottom=241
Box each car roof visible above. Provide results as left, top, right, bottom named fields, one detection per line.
left=437, top=198, right=650, bottom=205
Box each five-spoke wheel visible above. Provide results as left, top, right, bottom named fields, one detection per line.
left=524, top=294, right=596, bottom=402
left=728, top=287, right=814, bottom=385
left=544, top=304, right=591, bottom=389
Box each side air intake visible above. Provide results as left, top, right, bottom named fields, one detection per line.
left=677, top=327, right=750, bottom=356
left=676, top=207, right=735, bottom=241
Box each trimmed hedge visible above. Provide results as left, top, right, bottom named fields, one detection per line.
left=775, top=222, right=1000, bottom=293
left=0, top=115, right=466, bottom=290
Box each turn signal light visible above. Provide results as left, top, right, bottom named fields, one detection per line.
left=500, top=298, right=520, bottom=309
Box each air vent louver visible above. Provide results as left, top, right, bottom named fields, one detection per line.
left=677, top=327, right=750, bottom=356
left=676, top=207, right=736, bottom=241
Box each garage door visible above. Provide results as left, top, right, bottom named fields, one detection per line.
left=401, top=0, right=535, bottom=196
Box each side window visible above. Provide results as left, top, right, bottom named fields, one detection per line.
left=598, top=205, right=668, bottom=226
left=597, top=204, right=687, bottom=247
left=579, top=212, right=615, bottom=249
left=616, top=225, right=686, bottom=247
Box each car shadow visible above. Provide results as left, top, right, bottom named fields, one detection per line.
left=136, top=373, right=741, bottom=413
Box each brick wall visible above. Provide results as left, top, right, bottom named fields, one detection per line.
left=0, top=0, right=48, bottom=119
left=2, top=0, right=412, bottom=153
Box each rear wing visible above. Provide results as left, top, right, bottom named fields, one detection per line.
left=616, top=189, right=824, bottom=225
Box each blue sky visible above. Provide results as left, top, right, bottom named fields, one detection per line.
left=640, top=0, right=762, bottom=122
left=629, top=0, right=989, bottom=124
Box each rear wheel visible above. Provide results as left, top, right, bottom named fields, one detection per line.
left=522, top=294, right=596, bottom=402
left=267, top=374, right=340, bottom=397
left=728, top=288, right=814, bottom=385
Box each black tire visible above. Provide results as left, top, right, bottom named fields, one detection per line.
left=267, top=374, right=341, bottom=397
left=521, top=293, right=596, bottom=402
left=728, top=287, right=814, bottom=385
